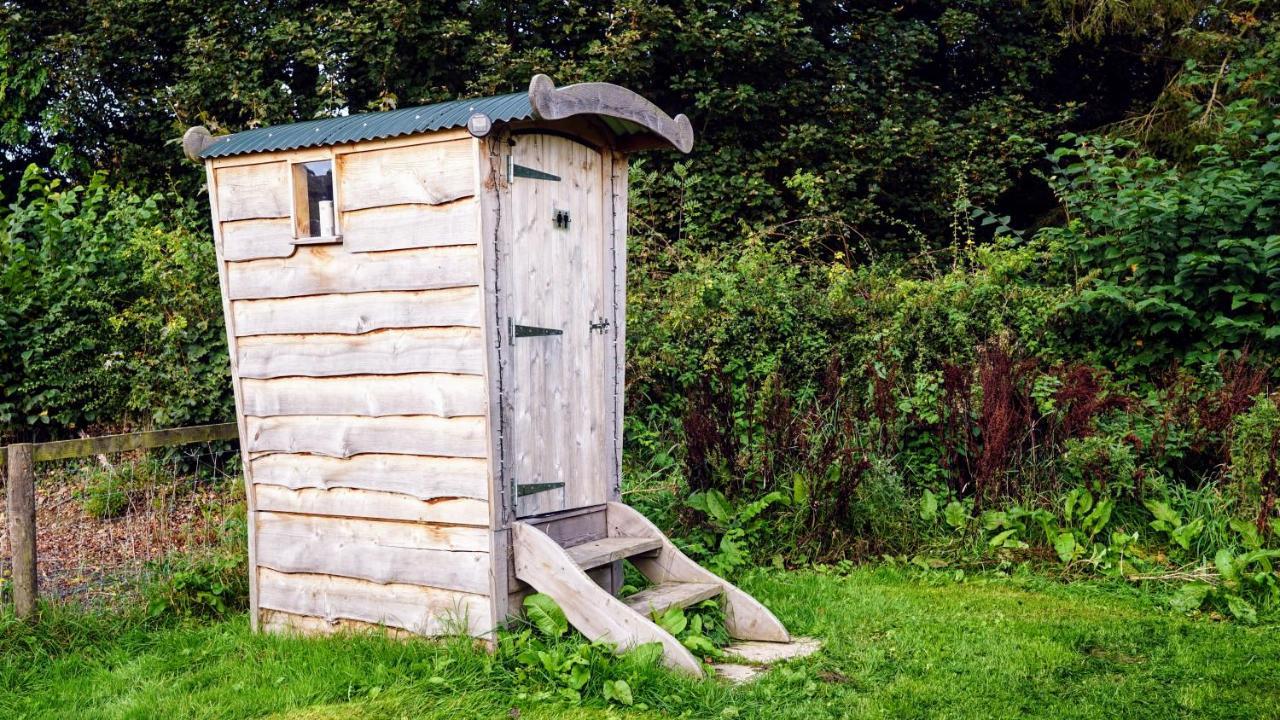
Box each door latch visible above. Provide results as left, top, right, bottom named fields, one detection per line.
left=589, top=317, right=610, bottom=333
left=553, top=209, right=571, bottom=229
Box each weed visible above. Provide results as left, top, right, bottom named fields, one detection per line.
left=502, top=594, right=666, bottom=707
left=974, top=339, right=1034, bottom=506
left=75, top=457, right=169, bottom=519
left=682, top=488, right=787, bottom=576
left=143, top=548, right=247, bottom=619
left=1230, top=392, right=1280, bottom=533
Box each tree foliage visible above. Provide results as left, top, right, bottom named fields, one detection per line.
left=1, top=0, right=1180, bottom=251
left=0, top=168, right=229, bottom=438
left=1042, top=11, right=1280, bottom=367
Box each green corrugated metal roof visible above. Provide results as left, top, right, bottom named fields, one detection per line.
left=199, top=91, right=531, bottom=158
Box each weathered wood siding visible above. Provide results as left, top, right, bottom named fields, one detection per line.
left=207, top=132, right=493, bottom=638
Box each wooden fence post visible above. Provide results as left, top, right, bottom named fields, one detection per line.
left=6, top=443, right=37, bottom=618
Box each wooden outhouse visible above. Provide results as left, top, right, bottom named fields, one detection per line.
left=185, top=75, right=791, bottom=674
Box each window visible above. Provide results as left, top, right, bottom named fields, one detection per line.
left=292, top=160, right=335, bottom=239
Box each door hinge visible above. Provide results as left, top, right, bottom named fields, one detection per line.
left=590, top=317, right=610, bottom=333
left=512, top=163, right=561, bottom=182
left=510, top=318, right=563, bottom=341
left=516, top=482, right=565, bottom=497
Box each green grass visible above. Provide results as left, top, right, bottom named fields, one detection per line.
left=2, top=566, right=1278, bottom=719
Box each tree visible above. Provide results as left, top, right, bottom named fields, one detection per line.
left=1, top=0, right=1182, bottom=253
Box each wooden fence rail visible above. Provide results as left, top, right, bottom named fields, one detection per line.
left=3, top=422, right=239, bottom=618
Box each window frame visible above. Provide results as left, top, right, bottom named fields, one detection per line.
left=288, top=149, right=342, bottom=245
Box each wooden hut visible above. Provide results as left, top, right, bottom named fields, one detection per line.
left=185, top=75, right=792, bottom=674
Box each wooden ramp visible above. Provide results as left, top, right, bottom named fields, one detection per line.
left=512, top=502, right=792, bottom=676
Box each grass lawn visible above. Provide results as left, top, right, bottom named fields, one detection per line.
left=2, top=566, right=1277, bottom=719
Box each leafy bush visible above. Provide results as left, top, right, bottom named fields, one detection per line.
left=680, top=488, right=788, bottom=577
left=0, top=167, right=230, bottom=439
left=143, top=549, right=247, bottom=619
left=621, top=213, right=1280, bottom=619
left=1042, top=118, right=1280, bottom=367
left=1060, top=435, right=1138, bottom=496
left=1171, top=519, right=1280, bottom=624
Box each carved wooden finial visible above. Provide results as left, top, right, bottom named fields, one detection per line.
left=527, top=74, right=695, bottom=153
left=182, top=126, right=215, bottom=162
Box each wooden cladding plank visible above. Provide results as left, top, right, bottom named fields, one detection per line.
left=344, top=128, right=470, bottom=155
left=232, top=287, right=481, bottom=336
left=227, top=245, right=480, bottom=300
left=257, top=569, right=492, bottom=637
left=221, top=217, right=296, bottom=261
left=255, top=512, right=489, bottom=592
left=257, top=510, right=488, bottom=551
left=254, top=485, right=489, bottom=526
left=216, top=161, right=290, bottom=221
left=338, top=140, right=474, bottom=212
left=260, top=609, right=415, bottom=639
left=250, top=453, right=488, bottom=501
left=341, top=200, right=479, bottom=253
left=242, top=374, right=486, bottom=418
left=244, top=415, right=487, bottom=458
left=237, top=328, right=485, bottom=379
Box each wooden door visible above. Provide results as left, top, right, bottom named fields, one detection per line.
left=503, top=133, right=611, bottom=517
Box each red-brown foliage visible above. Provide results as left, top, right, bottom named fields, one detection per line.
left=760, top=373, right=799, bottom=487
left=939, top=362, right=976, bottom=495
left=1199, top=351, right=1269, bottom=438
left=681, top=371, right=743, bottom=494
left=974, top=342, right=1035, bottom=506
left=681, top=401, right=719, bottom=494
left=1053, top=364, right=1130, bottom=440
left=867, top=354, right=899, bottom=449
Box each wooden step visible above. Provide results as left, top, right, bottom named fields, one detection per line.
left=624, top=582, right=721, bottom=617
left=607, top=502, right=790, bottom=643
left=512, top=521, right=705, bottom=675
left=564, top=536, right=662, bottom=570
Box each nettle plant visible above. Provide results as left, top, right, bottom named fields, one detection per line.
left=682, top=488, right=788, bottom=576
